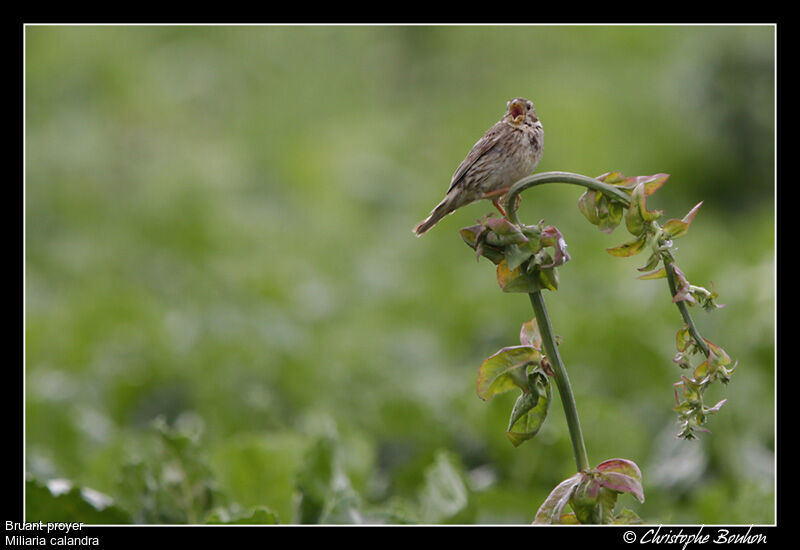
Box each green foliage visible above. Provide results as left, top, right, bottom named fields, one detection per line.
left=26, top=476, right=132, bottom=524
left=204, top=506, right=279, bottom=525
left=292, top=428, right=475, bottom=524
left=461, top=216, right=570, bottom=293
left=26, top=420, right=475, bottom=525
left=576, top=170, right=735, bottom=438
left=475, top=318, right=553, bottom=449
left=114, top=417, right=223, bottom=523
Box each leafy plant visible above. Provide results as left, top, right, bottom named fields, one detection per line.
left=26, top=418, right=475, bottom=525
left=25, top=476, right=132, bottom=524
left=458, top=170, right=734, bottom=523
left=26, top=416, right=281, bottom=525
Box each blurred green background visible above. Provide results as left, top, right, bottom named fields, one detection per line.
left=25, top=25, right=774, bottom=524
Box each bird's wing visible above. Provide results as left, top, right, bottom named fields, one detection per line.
left=446, top=121, right=505, bottom=194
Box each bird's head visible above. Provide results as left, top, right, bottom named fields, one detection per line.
left=505, top=97, right=538, bottom=126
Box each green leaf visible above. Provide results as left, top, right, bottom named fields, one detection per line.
left=578, top=182, right=624, bottom=233
left=209, top=432, right=308, bottom=526
left=418, top=451, right=474, bottom=524
left=662, top=201, right=703, bottom=239
left=596, top=172, right=669, bottom=196
left=637, top=267, right=666, bottom=280
left=626, top=182, right=662, bottom=236
left=596, top=171, right=628, bottom=185
left=537, top=265, right=559, bottom=291
left=606, top=233, right=648, bottom=257
left=640, top=173, right=669, bottom=196
left=558, top=512, right=581, bottom=524
left=661, top=219, right=689, bottom=239
left=504, top=243, right=534, bottom=271
left=705, top=339, right=732, bottom=367
left=676, top=325, right=693, bottom=352
left=506, top=374, right=551, bottom=447
left=497, top=259, right=542, bottom=293
left=693, top=360, right=711, bottom=381
left=676, top=375, right=702, bottom=403
left=625, top=207, right=645, bottom=236
left=637, top=250, right=661, bottom=273
left=459, top=225, right=504, bottom=264
left=577, top=189, right=601, bottom=225
left=613, top=508, right=644, bottom=524
left=116, top=416, right=221, bottom=524
left=477, top=345, right=541, bottom=401
left=294, top=428, right=364, bottom=524
left=599, top=199, right=624, bottom=234
left=204, top=505, right=279, bottom=524
left=26, top=476, right=132, bottom=524
left=532, top=473, right=583, bottom=524
left=570, top=477, right=608, bottom=524
left=458, top=224, right=483, bottom=247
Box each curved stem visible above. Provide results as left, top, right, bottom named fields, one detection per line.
left=504, top=171, right=632, bottom=225
left=528, top=290, right=590, bottom=472
left=504, top=170, right=711, bottom=358
left=498, top=170, right=714, bottom=468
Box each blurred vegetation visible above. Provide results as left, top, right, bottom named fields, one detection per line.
left=25, top=25, right=774, bottom=524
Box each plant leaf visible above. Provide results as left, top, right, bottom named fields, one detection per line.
left=607, top=233, right=648, bottom=257
left=577, top=189, right=601, bottom=225
left=640, top=173, right=669, bottom=196
left=419, top=451, right=474, bottom=524
left=598, top=200, right=624, bottom=234
left=519, top=318, right=542, bottom=349
left=460, top=225, right=504, bottom=264
left=540, top=225, right=571, bottom=267
left=506, top=374, right=551, bottom=447
left=626, top=182, right=662, bottom=235
left=596, top=472, right=645, bottom=503
left=613, top=508, right=644, bottom=524
left=662, top=201, right=703, bottom=239
left=505, top=244, right=535, bottom=271
left=537, top=265, right=559, bottom=291
left=532, top=473, right=583, bottom=524
left=476, top=345, right=541, bottom=401
left=637, top=267, right=666, bottom=280
left=26, top=476, right=132, bottom=524
left=595, top=458, right=643, bottom=483
left=675, top=325, right=693, bottom=352
left=204, top=506, right=279, bottom=524
left=497, top=259, right=542, bottom=293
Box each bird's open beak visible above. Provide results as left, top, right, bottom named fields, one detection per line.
left=509, top=99, right=525, bottom=123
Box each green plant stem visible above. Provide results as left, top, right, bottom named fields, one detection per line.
left=662, top=255, right=710, bottom=357
left=504, top=171, right=632, bottom=226
left=505, top=170, right=711, bottom=358
left=528, top=290, right=590, bottom=472
left=501, top=170, right=714, bottom=468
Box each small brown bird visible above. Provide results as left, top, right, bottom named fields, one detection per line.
left=413, top=97, right=544, bottom=236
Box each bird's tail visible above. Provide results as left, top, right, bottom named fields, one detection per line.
left=413, top=191, right=465, bottom=236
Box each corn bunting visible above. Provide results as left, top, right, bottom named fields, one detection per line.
left=414, top=97, right=544, bottom=236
